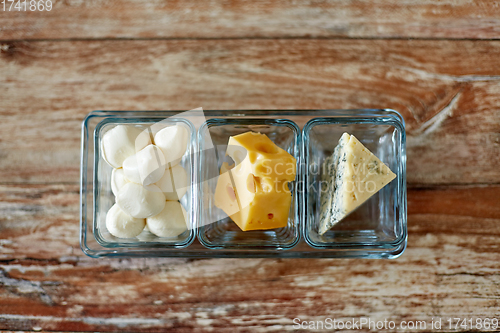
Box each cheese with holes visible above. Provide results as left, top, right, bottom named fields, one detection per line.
left=101, top=125, right=150, bottom=168
left=214, top=132, right=296, bottom=231
left=319, top=133, right=396, bottom=235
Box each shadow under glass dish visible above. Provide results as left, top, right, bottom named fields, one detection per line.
left=197, top=118, right=301, bottom=250
left=303, top=117, right=405, bottom=249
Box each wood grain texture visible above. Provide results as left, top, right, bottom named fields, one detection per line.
left=1, top=184, right=500, bottom=332
left=2, top=3, right=500, bottom=331
left=1, top=39, right=499, bottom=185
left=2, top=0, right=500, bottom=40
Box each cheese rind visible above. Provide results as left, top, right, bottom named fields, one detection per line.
left=319, top=133, right=396, bottom=235
left=214, top=132, right=296, bottom=231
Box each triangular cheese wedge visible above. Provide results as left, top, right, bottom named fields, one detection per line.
left=319, top=133, right=396, bottom=235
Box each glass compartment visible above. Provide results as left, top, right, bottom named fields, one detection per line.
left=196, top=118, right=301, bottom=250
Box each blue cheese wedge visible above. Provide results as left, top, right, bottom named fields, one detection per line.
left=319, top=133, right=396, bottom=235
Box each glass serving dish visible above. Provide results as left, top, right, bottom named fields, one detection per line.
left=81, top=109, right=406, bottom=258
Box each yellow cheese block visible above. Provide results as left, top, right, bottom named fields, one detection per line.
left=214, top=132, right=296, bottom=231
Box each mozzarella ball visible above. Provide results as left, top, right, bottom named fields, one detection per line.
left=154, top=124, right=189, bottom=167
left=123, top=145, right=166, bottom=186
left=155, top=164, right=188, bottom=200
left=111, top=168, right=130, bottom=196
left=116, top=183, right=166, bottom=218
left=106, top=203, right=146, bottom=238
left=147, top=201, right=188, bottom=238
left=101, top=125, right=150, bottom=168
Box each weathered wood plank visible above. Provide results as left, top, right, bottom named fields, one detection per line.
left=1, top=184, right=499, bottom=331
left=2, top=0, right=500, bottom=40
left=1, top=39, right=499, bottom=185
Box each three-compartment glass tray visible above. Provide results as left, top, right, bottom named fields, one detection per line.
left=81, top=110, right=407, bottom=258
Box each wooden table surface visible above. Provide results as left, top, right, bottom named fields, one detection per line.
left=1, top=1, right=500, bottom=332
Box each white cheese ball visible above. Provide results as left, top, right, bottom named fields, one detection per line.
left=123, top=145, right=166, bottom=186
left=147, top=201, right=188, bottom=238
left=116, top=183, right=166, bottom=219
left=111, top=168, right=130, bottom=196
left=101, top=125, right=150, bottom=168
left=154, top=124, right=189, bottom=167
left=155, top=164, right=188, bottom=200
left=106, top=203, right=146, bottom=238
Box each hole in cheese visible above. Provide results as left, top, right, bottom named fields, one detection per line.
left=255, top=142, right=279, bottom=154
left=255, top=164, right=267, bottom=175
